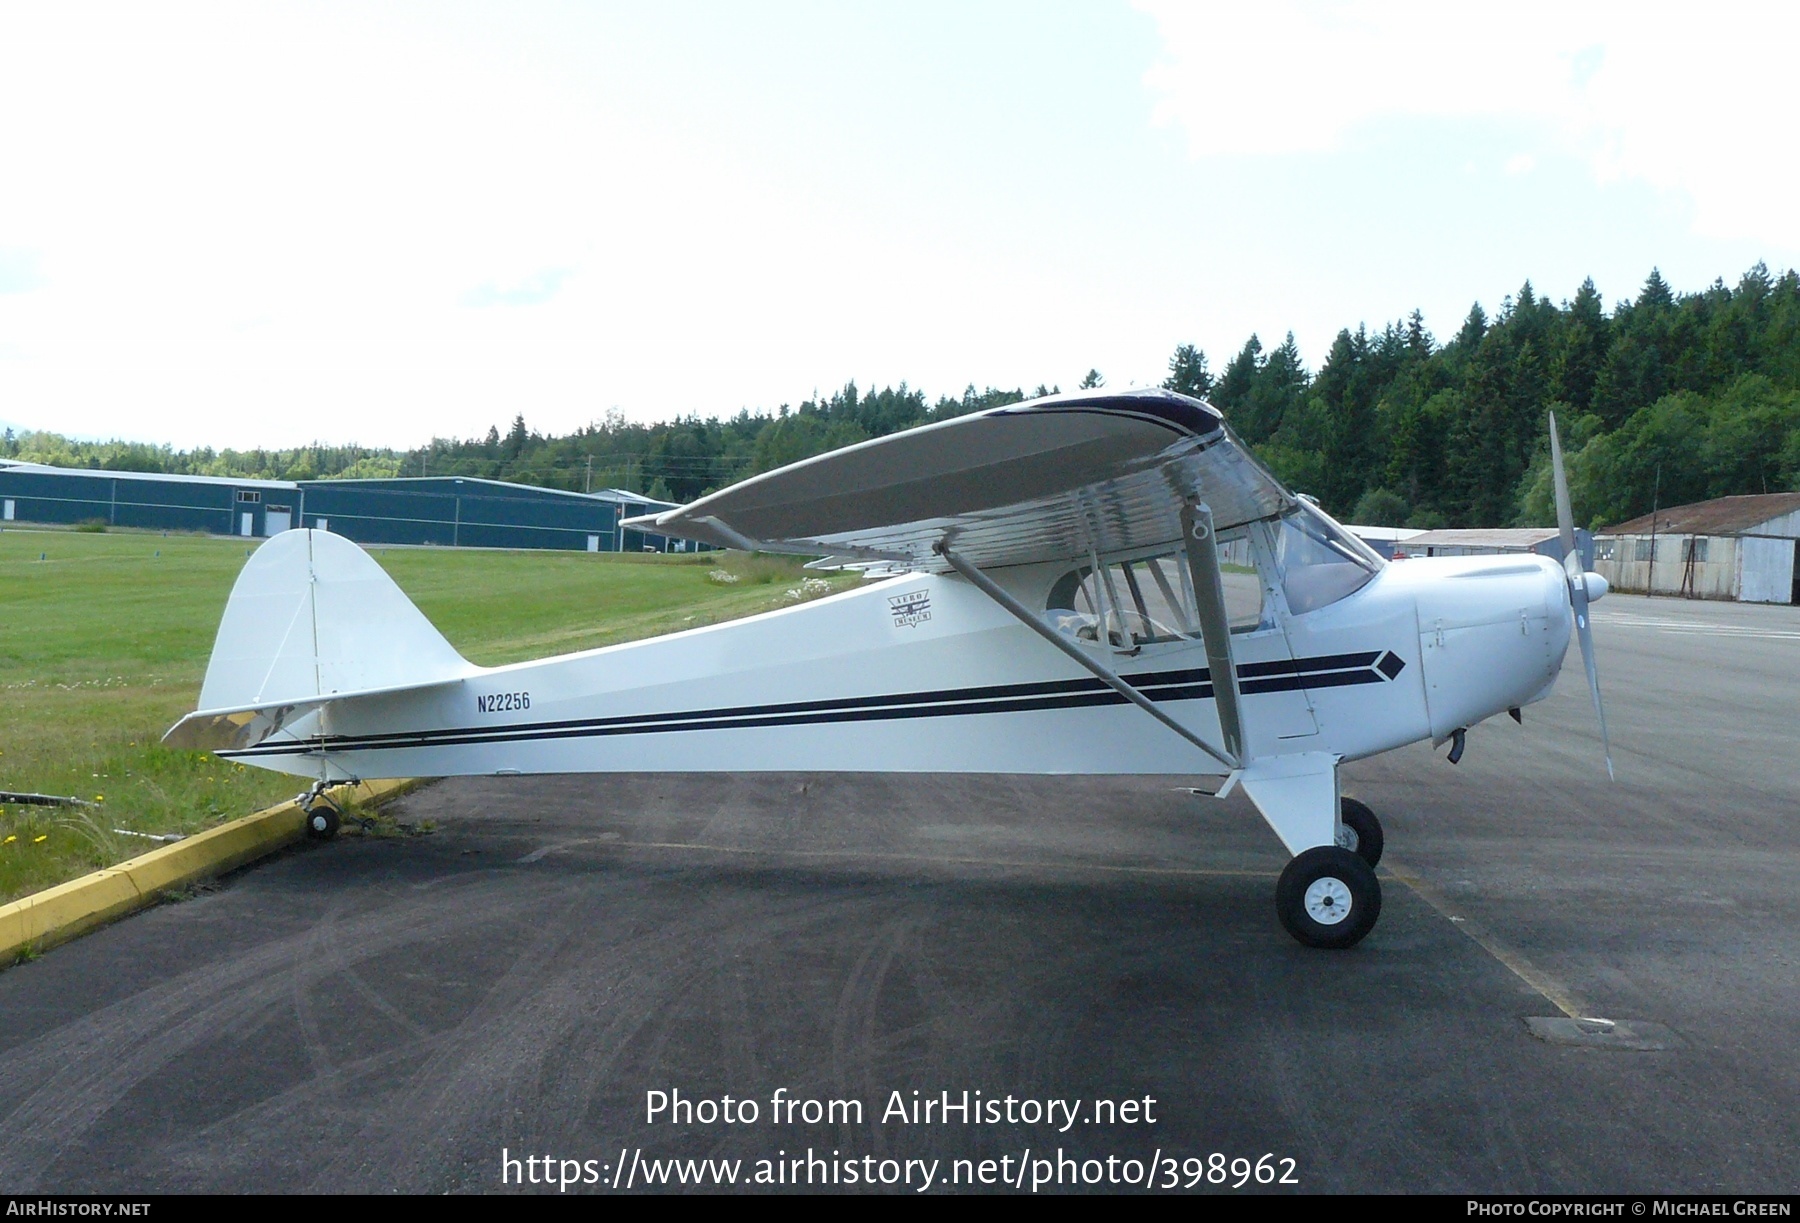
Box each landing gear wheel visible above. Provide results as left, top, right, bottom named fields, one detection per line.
left=303, top=802, right=341, bottom=840
left=1276, top=846, right=1381, bottom=949
left=1336, top=797, right=1384, bottom=868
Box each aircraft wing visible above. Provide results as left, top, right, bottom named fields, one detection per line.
left=619, top=389, right=1293, bottom=571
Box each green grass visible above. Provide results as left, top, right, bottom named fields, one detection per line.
left=0, top=529, right=857, bottom=902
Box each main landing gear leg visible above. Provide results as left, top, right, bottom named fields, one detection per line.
left=1239, top=753, right=1384, bottom=949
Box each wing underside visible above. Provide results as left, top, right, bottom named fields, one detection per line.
left=622, top=390, right=1293, bottom=571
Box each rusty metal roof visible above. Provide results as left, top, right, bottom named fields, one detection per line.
left=1603, top=493, right=1800, bottom=537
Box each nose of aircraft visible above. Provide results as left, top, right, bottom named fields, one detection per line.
left=1411, top=555, right=1571, bottom=742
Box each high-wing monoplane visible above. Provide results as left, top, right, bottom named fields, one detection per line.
left=166, top=389, right=1612, bottom=948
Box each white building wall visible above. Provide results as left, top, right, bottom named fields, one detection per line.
left=1599, top=507, right=1800, bottom=602
left=1739, top=536, right=1793, bottom=603
left=1598, top=535, right=1739, bottom=598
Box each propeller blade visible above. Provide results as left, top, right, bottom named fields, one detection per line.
left=1549, top=409, right=1578, bottom=575
left=1549, top=410, right=1614, bottom=780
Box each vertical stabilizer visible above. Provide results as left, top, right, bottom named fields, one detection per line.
left=197, top=530, right=472, bottom=712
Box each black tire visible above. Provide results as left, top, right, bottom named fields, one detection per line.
left=304, top=802, right=341, bottom=840
left=1276, top=846, right=1381, bottom=949
left=1337, top=797, right=1384, bottom=868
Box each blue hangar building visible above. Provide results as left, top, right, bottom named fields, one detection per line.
left=0, top=462, right=693, bottom=553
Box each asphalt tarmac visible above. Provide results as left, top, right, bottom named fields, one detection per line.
left=1, top=593, right=1796, bottom=1194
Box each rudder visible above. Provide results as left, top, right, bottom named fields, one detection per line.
left=197, top=530, right=472, bottom=711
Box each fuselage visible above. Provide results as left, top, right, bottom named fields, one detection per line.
left=220, top=551, right=1573, bottom=784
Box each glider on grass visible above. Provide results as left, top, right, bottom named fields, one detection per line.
left=167, top=389, right=1611, bottom=948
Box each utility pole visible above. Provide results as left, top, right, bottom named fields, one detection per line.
left=585, top=455, right=593, bottom=494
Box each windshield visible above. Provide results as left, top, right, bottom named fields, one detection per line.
left=1273, top=503, right=1382, bottom=615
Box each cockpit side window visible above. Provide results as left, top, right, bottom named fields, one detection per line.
left=1047, top=541, right=1266, bottom=646
left=1272, top=503, right=1382, bottom=615
left=1214, top=529, right=1267, bottom=632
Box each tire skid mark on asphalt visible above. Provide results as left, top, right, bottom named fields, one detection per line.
left=498, top=885, right=871, bottom=1173
left=339, top=962, right=436, bottom=1042
left=831, top=913, right=907, bottom=1159
left=303, top=870, right=846, bottom=1190
left=290, top=902, right=341, bottom=1091
left=889, top=908, right=1043, bottom=1159
left=578, top=886, right=892, bottom=1160
left=304, top=878, right=605, bottom=1191
left=714, top=912, right=766, bottom=1097
left=0, top=871, right=563, bottom=1188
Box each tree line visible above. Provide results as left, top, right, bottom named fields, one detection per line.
left=8, top=264, right=1798, bottom=530
left=1180, top=263, right=1800, bottom=530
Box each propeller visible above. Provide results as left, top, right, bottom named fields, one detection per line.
left=1548, top=411, right=1614, bottom=780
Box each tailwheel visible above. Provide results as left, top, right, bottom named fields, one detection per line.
left=1276, top=846, right=1381, bottom=949
left=1336, top=797, right=1384, bottom=868
left=303, top=801, right=341, bottom=840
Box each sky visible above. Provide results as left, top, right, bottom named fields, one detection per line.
left=1, top=1, right=1796, bottom=450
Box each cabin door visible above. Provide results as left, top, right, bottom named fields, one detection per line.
left=1240, top=524, right=1322, bottom=743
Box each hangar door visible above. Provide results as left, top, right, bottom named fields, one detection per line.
left=1739, top=535, right=1796, bottom=603
left=264, top=505, right=292, bottom=534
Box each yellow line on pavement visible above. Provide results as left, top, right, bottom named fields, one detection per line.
left=1384, top=857, right=1595, bottom=1020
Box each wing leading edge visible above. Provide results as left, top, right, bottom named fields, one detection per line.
left=621, top=389, right=1294, bottom=572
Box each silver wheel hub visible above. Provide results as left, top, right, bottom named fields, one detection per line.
left=1335, top=825, right=1360, bottom=852
left=1304, top=876, right=1354, bottom=925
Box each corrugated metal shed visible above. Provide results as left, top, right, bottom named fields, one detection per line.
left=1343, top=525, right=1423, bottom=560
left=298, top=477, right=653, bottom=551
left=1606, top=493, right=1800, bottom=538
left=1595, top=493, right=1800, bottom=603
left=1399, top=527, right=1591, bottom=568
left=1404, top=528, right=1559, bottom=551
left=0, top=461, right=293, bottom=536
left=0, top=462, right=691, bottom=552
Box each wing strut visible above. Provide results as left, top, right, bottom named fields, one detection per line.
left=934, top=539, right=1241, bottom=772
left=1181, top=501, right=1248, bottom=767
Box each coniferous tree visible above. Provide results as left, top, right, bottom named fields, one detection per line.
left=1163, top=344, right=1213, bottom=399
left=1247, top=334, right=1308, bottom=443
left=1211, top=335, right=1264, bottom=432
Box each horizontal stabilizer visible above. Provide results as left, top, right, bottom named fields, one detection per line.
left=162, top=676, right=467, bottom=752
left=165, top=530, right=476, bottom=751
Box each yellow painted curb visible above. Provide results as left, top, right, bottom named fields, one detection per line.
left=0, top=778, right=419, bottom=963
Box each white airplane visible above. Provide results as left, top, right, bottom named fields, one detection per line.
left=165, top=390, right=1612, bottom=949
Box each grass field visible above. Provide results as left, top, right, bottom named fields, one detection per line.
left=0, top=528, right=858, bottom=903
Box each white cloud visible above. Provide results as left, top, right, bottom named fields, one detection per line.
left=1137, top=1, right=1800, bottom=250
